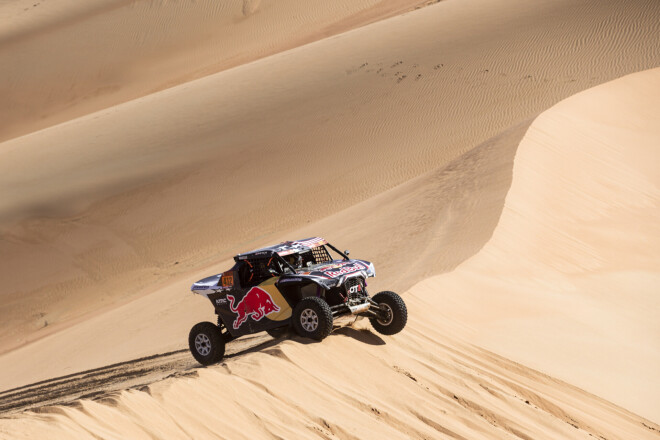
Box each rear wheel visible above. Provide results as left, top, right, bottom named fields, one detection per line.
left=292, top=297, right=333, bottom=340
left=369, top=291, right=407, bottom=335
left=189, top=322, right=225, bottom=365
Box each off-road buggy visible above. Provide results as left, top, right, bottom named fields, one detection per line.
left=189, top=237, right=407, bottom=365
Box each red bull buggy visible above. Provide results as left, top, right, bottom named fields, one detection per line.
left=189, top=237, right=407, bottom=365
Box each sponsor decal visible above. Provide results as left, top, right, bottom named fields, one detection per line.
left=275, top=243, right=305, bottom=256
left=221, top=274, right=234, bottom=287
left=348, top=284, right=362, bottom=294
left=215, top=298, right=228, bottom=305
left=318, top=263, right=340, bottom=270
left=323, top=262, right=366, bottom=278
left=293, top=237, right=327, bottom=248
left=193, top=284, right=212, bottom=290
left=227, top=287, right=281, bottom=330
left=279, top=277, right=303, bottom=283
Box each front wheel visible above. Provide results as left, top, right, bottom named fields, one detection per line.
left=369, top=291, right=407, bottom=335
left=292, top=297, right=333, bottom=340
left=189, top=321, right=225, bottom=365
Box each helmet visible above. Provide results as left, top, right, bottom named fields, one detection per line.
left=285, top=254, right=302, bottom=268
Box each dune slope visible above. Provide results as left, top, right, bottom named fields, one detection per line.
left=1, top=0, right=659, bottom=356
left=415, top=67, right=660, bottom=421
left=0, top=0, right=429, bottom=142
left=0, top=118, right=530, bottom=391
left=1, top=67, right=659, bottom=439
left=1, top=290, right=658, bottom=439
left=0, top=27, right=660, bottom=439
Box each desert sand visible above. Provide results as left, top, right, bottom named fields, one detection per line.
left=0, top=0, right=431, bottom=142
left=1, top=0, right=659, bottom=438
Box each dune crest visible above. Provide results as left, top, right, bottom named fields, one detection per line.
left=416, top=67, right=660, bottom=422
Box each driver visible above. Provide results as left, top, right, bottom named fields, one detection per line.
left=285, top=254, right=303, bottom=269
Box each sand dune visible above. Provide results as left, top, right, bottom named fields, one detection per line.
left=1, top=296, right=658, bottom=439
left=1, top=68, right=659, bottom=437
left=0, top=0, right=429, bottom=142
left=0, top=118, right=529, bottom=391
left=416, top=67, right=660, bottom=421
left=1, top=0, right=660, bottom=437
left=1, top=0, right=659, bottom=357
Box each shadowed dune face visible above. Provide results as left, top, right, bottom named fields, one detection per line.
left=0, top=119, right=529, bottom=392
left=1, top=0, right=659, bottom=355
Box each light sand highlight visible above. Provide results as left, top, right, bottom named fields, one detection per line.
left=414, top=67, right=660, bottom=421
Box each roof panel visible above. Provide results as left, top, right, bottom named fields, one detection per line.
left=234, top=237, right=327, bottom=260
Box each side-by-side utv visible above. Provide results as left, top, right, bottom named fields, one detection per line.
left=189, top=237, right=407, bottom=365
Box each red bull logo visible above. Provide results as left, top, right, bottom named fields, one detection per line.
left=227, top=287, right=281, bottom=330
left=323, top=262, right=366, bottom=278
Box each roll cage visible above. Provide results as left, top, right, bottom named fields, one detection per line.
left=233, top=238, right=349, bottom=283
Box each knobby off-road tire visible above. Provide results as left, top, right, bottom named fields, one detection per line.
left=369, top=291, right=407, bottom=335
left=292, top=296, right=333, bottom=340
left=189, top=321, right=226, bottom=366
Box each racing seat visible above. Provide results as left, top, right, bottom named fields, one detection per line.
left=237, top=262, right=252, bottom=288
left=238, top=258, right=277, bottom=287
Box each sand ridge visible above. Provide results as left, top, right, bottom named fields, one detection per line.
left=414, top=67, right=660, bottom=421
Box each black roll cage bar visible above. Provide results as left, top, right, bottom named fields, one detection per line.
left=240, top=243, right=350, bottom=275
left=326, top=243, right=349, bottom=260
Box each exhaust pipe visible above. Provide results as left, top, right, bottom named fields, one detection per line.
left=348, top=302, right=370, bottom=315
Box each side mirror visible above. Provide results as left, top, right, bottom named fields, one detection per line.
left=344, top=249, right=350, bottom=256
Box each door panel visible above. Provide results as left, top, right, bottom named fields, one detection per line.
left=214, top=276, right=293, bottom=336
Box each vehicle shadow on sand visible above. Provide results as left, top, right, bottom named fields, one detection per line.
left=0, top=329, right=386, bottom=415
left=288, top=327, right=386, bottom=346
left=333, top=327, right=386, bottom=346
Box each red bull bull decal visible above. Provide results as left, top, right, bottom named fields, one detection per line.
left=226, top=287, right=281, bottom=330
